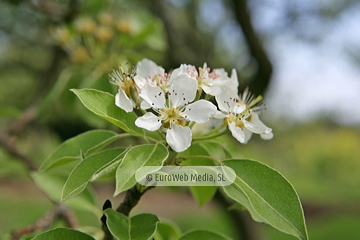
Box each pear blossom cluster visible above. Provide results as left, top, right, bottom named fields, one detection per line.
left=110, top=59, right=273, bottom=152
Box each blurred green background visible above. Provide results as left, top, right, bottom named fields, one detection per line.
left=0, top=0, right=359, bottom=239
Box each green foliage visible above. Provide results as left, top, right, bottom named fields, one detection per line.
left=189, top=186, right=217, bottom=207
left=39, top=130, right=122, bottom=172
left=222, top=159, right=308, bottom=240
left=71, top=89, right=144, bottom=136
left=153, top=220, right=182, bottom=240
left=180, top=144, right=218, bottom=206
left=115, top=143, right=168, bottom=195
left=104, top=209, right=159, bottom=240
left=0, top=106, right=22, bottom=118
left=32, top=172, right=99, bottom=214
left=178, top=230, right=232, bottom=240
left=61, top=148, right=127, bottom=201
left=32, top=228, right=94, bottom=240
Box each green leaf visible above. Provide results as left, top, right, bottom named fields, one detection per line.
left=104, top=209, right=159, bottom=240
left=39, top=130, right=122, bottom=172
left=130, top=214, right=160, bottom=240
left=71, top=89, right=144, bottom=136
left=179, top=230, right=232, bottom=240
left=181, top=145, right=217, bottom=207
left=153, top=220, right=182, bottom=240
left=189, top=186, right=217, bottom=207
left=114, top=143, right=168, bottom=195
left=223, top=185, right=265, bottom=223
left=32, top=172, right=99, bottom=215
left=199, top=141, right=232, bottom=159
left=31, top=228, right=94, bottom=240
left=104, top=209, right=129, bottom=240
left=222, top=159, right=308, bottom=240
left=62, top=148, right=127, bottom=201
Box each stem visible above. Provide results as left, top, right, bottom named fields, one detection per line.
left=204, top=94, right=212, bottom=100
left=11, top=204, right=77, bottom=240
left=116, top=185, right=154, bottom=216
left=157, top=129, right=166, bottom=140
left=0, top=133, right=37, bottom=172
left=188, top=121, right=196, bottom=129
left=193, top=128, right=229, bottom=141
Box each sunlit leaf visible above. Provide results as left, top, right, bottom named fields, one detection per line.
left=104, top=209, right=159, bottom=240
left=32, top=228, right=94, bottom=240
left=61, top=148, right=127, bottom=201
left=39, top=130, right=122, bottom=172
left=222, top=159, right=308, bottom=240
left=32, top=172, right=99, bottom=215
left=153, top=219, right=182, bottom=240
left=114, top=143, right=168, bottom=195
left=71, top=89, right=144, bottom=136
left=179, top=230, right=232, bottom=240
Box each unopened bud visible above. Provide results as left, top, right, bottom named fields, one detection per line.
left=71, top=46, right=90, bottom=64
left=95, top=26, right=114, bottom=41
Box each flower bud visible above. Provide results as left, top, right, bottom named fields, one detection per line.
left=94, top=26, right=114, bottom=42
left=99, top=13, right=113, bottom=26
left=116, top=20, right=131, bottom=33
left=75, top=17, right=97, bottom=34
left=71, top=46, right=90, bottom=64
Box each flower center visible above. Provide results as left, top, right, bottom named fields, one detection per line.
left=150, top=74, right=170, bottom=91
left=160, top=108, right=185, bottom=128
left=120, top=76, right=134, bottom=97
left=226, top=113, right=245, bottom=129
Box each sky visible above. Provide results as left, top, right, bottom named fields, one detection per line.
left=199, top=0, right=360, bottom=126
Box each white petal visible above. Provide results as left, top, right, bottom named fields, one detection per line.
left=181, top=100, right=217, bottom=123
left=139, top=83, right=166, bottom=109
left=214, top=111, right=226, bottom=119
left=243, top=128, right=253, bottom=144
left=215, top=87, right=240, bottom=113
left=115, top=89, right=133, bottom=113
left=214, top=68, right=228, bottom=79
left=166, top=124, right=192, bottom=152
left=261, top=132, right=274, bottom=140
left=233, top=103, right=247, bottom=114
left=136, top=58, right=164, bottom=78
left=202, top=85, right=222, bottom=96
left=169, top=64, right=191, bottom=85
left=135, top=112, right=162, bottom=131
left=169, top=74, right=198, bottom=108
left=228, top=122, right=245, bottom=143
left=140, top=99, right=151, bottom=110
left=247, top=113, right=272, bottom=134
left=134, top=75, right=147, bottom=90
left=229, top=69, right=239, bottom=89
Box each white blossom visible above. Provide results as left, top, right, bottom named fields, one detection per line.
left=109, top=67, right=136, bottom=113
left=134, top=58, right=173, bottom=91
left=215, top=87, right=273, bottom=143
left=178, top=63, right=236, bottom=96
left=135, top=74, right=217, bottom=152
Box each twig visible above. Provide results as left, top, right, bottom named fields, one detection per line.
left=0, top=133, right=37, bottom=171
left=11, top=204, right=77, bottom=240
left=116, top=186, right=155, bottom=216
left=102, top=186, right=155, bottom=240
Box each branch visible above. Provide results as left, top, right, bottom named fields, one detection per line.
left=102, top=186, right=154, bottom=240
left=0, top=133, right=37, bottom=171
left=232, top=0, right=273, bottom=95
left=11, top=204, right=77, bottom=240
left=116, top=186, right=154, bottom=216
